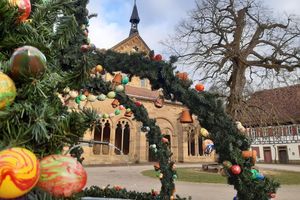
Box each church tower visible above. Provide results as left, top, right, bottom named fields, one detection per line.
left=111, top=0, right=150, bottom=55
left=129, top=0, right=140, bottom=36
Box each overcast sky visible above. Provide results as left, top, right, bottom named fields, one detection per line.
left=87, top=0, right=300, bottom=55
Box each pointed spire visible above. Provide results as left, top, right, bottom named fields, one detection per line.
left=129, top=0, right=140, bottom=36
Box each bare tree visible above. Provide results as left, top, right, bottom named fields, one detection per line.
left=164, top=0, right=300, bottom=119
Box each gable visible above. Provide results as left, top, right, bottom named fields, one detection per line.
left=111, top=33, right=151, bottom=54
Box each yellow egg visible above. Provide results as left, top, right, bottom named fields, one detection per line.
left=0, top=72, right=16, bottom=109
left=0, top=147, right=40, bottom=198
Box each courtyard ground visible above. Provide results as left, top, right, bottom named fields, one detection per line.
left=85, top=163, right=300, bottom=200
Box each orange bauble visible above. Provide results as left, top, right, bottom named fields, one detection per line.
left=176, top=72, right=188, bottom=81
left=195, top=83, right=205, bottom=92
left=0, top=147, right=40, bottom=199
left=9, top=0, right=31, bottom=22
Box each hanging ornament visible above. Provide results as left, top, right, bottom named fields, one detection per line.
left=111, top=99, right=120, bottom=108
left=107, top=91, right=116, bottom=99
left=9, top=0, right=31, bottom=22
left=150, top=144, right=157, bottom=149
left=236, top=121, right=246, bottom=133
left=141, top=126, right=150, bottom=132
left=80, top=44, right=90, bottom=52
left=231, top=165, right=241, bottom=175
left=69, top=90, right=78, bottom=99
left=121, top=76, right=129, bottom=85
left=115, top=85, right=125, bottom=92
left=162, top=137, right=169, bottom=143
left=87, top=94, right=97, bottom=102
left=119, top=105, right=125, bottom=110
left=176, top=72, right=189, bottom=81
left=172, top=174, right=178, bottom=180
left=0, top=147, right=40, bottom=199
left=9, top=46, right=47, bottom=80
left=154, top=91, right=164, bottom=108
left=114, top=109, right=121, bottom=115
left=89, top=43, right=96, bottom=50
left=203, top=139, right=214, bottom=155
left=97, top=94, right=106, bottom=101
left=179, top=109, right=193, bottom=123
left=195, top=83, right=205, bottom=92
left=154, top=163, right=160, bottom=171
left=135, top=101, right=142, bottom=107
left=159, top=173, right=163, bottom=179
left=222, top=160, right=232, bottom=169
left=242, top=150, right=257, bottom=164
left=268, top=193, right=276, bottom=198
left=102, top=113, right=109, bottom=119
left=124, top=108, right=133, bottom=117
left=79, top=94, right=87, bottom=101
left=154, top=54, right=162, bottom=61
left=112, top=73, right=122, bottom=88
left=200, top=128, right=209, bottom=137
left=63, top=87, right=70, bottom=94
left=95, top=65, right=103, bottom=73
left=0, top=72, right=17, bottom=110
left=109, top=113, right=115, bottom=118
left=37, top=155, right=87, bottom=198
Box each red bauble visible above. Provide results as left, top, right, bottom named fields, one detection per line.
left=268, top=193, right=276, bottom=198
left=231, top=165, right=241, bottom=175
left=195, top=83, right=205, bottom=92
left=135, top=101, right=142, bottom=107
left=9, top=0, right=31, bottom=22
left=80, top=44, right=90, bottom=52
left=154, top=54, right=162, bottom=61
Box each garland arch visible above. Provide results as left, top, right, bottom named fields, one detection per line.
left=77, top=50, right=280, bottom=200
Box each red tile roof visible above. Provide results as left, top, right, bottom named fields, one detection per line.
left=125, top=85, right=159, bottom=100
left=240, top=84, right=300, bottom=126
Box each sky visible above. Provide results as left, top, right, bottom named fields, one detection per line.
left=87, top=0, right=300, bottom=55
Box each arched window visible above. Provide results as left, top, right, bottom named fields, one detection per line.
left=93, top=119, right=111, bottom=155
left=114, top=120, right=130, bottom=155
left=188, top=128, right=196, bottom=156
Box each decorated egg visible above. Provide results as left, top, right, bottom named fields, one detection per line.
left=107, top=91, right=116, bottom=99
left=0, top=72, right=17, bottom=110
left=200, top=128, right=209, bottom=137
left=203, top=139, right=214, bottom=155
left=121, top=76, right=129, bottom=85
left=114, top=109, right=121, bottom=115
left=9, top=46, right=47, bottom=80
left=0, top=147, right=40, bottom=199
left=37, top=155, right=87, bottom=197
left=95, top=65, right=103, bottom=73
left=97, top=94, right=106, bottom=101
left=115, top=85, right=125, bottom=92
left=69, top=90, right=78, bottom=99
left=87, top=94, right=97, bottom=102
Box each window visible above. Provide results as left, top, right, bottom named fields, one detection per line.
left=198, top=136, right=203, bottom=156
left=297, top=125, right=300, bottom=136
left=93, top=119, right=111, bottom=155
left=298, top=145, right=300, bottom=157
left=188, top=127, right=196, bottom=156
left=114, top=120, right=130, bottom=155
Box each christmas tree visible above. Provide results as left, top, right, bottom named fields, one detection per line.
left=0, top=0, right=279, bottom=199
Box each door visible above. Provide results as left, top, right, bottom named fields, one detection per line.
left=263, top=147, right=272, bottom=163
left=278, top=146, right=288, bottom=164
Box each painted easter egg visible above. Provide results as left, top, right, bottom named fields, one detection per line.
left=0, top=147, right=40, bottom=199
left=0, top=72, right=17, bottom=110
left=37, top=155, right=87, bottom=197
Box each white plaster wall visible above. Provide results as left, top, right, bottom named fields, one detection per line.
left=251, top=143, right=300, bottom=162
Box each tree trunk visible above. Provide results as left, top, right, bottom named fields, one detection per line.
left=226, top=60, right=247, bottom=120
